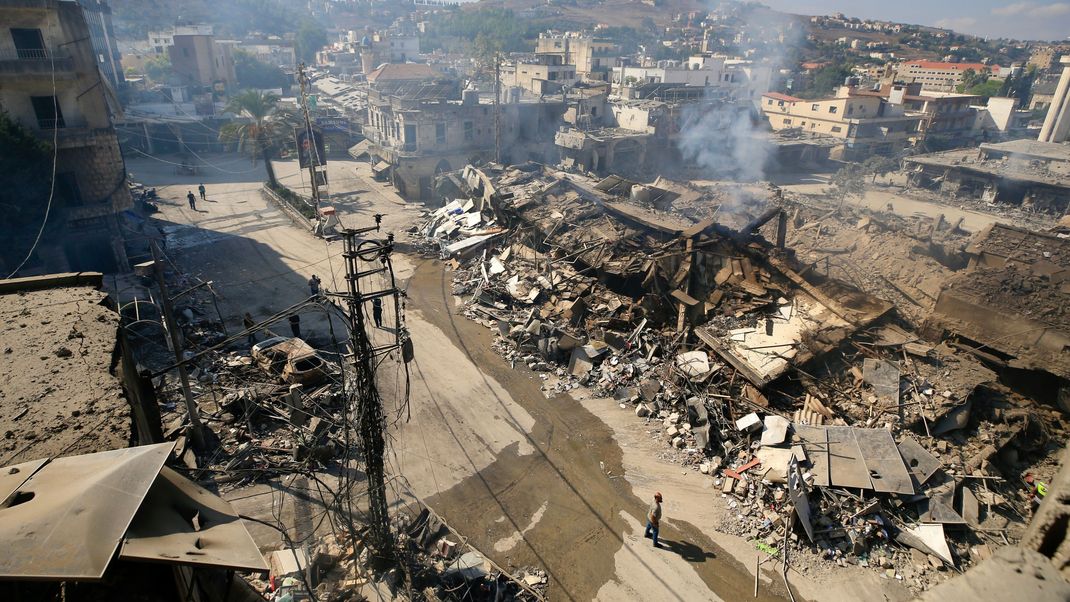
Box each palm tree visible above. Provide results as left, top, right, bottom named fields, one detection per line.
left=219, top=90, right=292, bottom=187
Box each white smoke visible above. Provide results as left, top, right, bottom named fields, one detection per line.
left=677, top=101, right=769, bottom=183
left=675, top=2, right=803, bottom=186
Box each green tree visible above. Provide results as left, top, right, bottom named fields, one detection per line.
left=803, top=62, right=854, bottom=98
left=144, top=54, right=172, bottom=82
left=0, top=112, right=53, bottom=270
left=234, top=49, right=291, bottom=90
left=955, top=68, right=989, bottom=93
left=963, top=78, right=1004, bottom=99
left=472, top=32, right=504, bottom=77
left=295, top=20, right=328, bottom=64
left=862, top=155, right=899, bottom=183
left=219, top=90, right=295, bottom=187
left=830, top=162, right=867, bottom=211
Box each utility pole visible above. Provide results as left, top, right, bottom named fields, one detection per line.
left=150, top=242, right=206, bottom=449
left=494, top=52, right=502, bottom=164
left=297, top=63, right=324, bottom=231
left=338, top=216, right=406, bottom=565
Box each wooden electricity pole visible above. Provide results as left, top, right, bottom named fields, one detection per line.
left=150, top=242, right=206, bottom=449
left=297, top=63, right=324, bottom=230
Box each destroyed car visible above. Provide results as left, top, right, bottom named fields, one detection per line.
left=251, top=337, right=333, bottom=385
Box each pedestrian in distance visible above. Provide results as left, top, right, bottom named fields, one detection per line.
left=372, top=297, right=383, bottom=328
left=289, top=314, right=301, bottom=339
left=309, top=274, right=322, bottom=297
left=187, top=190, right=197, bottom=211
left=198, top=183, right=206, bottom=202
left=644, top=491, right=663, bottom=548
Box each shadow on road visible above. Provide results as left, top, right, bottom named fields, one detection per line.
left=658, top=538, right=717, bottom=564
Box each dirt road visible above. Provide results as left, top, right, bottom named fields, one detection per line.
left=121, top=153, right=904, bottom=601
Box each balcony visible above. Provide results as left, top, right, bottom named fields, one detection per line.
left=0, top=48, right=75, bottom=76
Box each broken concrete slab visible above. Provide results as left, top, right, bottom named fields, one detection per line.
left=862, top=358, right=901, bottom=403
left=960, top=485, right=980, bottom=528
left=897, top=523, right=954, bottom=566
left=898, top=438, right=943, bottom=489
left=754, top=446, right=794, bottom=483
left=736, top=412, right=762, bottom=433
left=675, top=350, right=714, bottom=379
left=760, top=415, right=790, bottom=446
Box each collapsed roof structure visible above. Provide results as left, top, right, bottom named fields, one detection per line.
left=417, top=161, right=1070, bottom=595
left=430, top=163, right=892, bottom=391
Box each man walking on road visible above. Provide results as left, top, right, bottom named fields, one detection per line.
left=644, top=492, right=663, bottom=548
left=187, top=190, right=197, bottom=211
left=371, top=297, right=383, bottom=328
left=198, top=183, right=206, bottom=202
left=308, top=274, right=322, bottom=297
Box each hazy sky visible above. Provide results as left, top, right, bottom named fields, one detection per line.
left=757, top=0, right=1070, bottom=41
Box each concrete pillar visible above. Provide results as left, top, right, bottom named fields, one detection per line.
left=1039, top=56, right=1070, bottom=143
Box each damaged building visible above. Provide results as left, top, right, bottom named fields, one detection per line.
left=416, top=161, right=1070, bottom=595
left=361, top=66, right=565, bottom=199
left=0, top=0, right=131, bottom=275
left=929, top=223, right=1070, bottom=407
left=905, top=139, right=1070, bottom=214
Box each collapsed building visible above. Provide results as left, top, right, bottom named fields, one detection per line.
left=418, top=162, right=1070, bottom=595
left=929, top=223, right=1070, bottom=408
left=904, top=139, right=1070, bottom=215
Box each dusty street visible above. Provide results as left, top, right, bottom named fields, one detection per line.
left=121, top=152, right=911, bottom=602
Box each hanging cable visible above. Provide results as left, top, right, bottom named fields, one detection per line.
left=5, top=46, right=60, bottom=279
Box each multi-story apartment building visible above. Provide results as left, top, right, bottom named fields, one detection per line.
left=0, top=0, right=131, bottom=274
left=77, top=0, right=123, bottom=91
left=169, top=32, right=237, bottom=92
left=238, top=36, right=295, bottom=70
left=147, top=24, right=214, bottom=55
left=504, top=54, right=577, bottom=95
left=535, top=32, right=619, bottom=82
left=760, top=90, right=924, bottom=159
left=848, top=83, right=980, bottom=146
left=363, top=68, right=564, bottom=198
left=612, top=55, right=773, bottom=102
left=895, top=60, right=1000, bottom=92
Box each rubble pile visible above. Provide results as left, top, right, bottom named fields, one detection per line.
left=767, top=197, right=973, bottom=325
left=247, top=510, right=547, bottom=601
left=413, top=162, right=1070, bottom=594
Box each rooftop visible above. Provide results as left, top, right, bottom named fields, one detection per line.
left=902, top=60, right=1000, bottom=72
left=366, top=62, right=439, bottom=84
left=980, top=139, right=1070, bottom=163
left=0, top=274, right=130, bottom=463
left=762, top=92, right=803, bottom=103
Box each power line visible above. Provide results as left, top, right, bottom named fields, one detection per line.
left=5, top=46, right=60, bottom=279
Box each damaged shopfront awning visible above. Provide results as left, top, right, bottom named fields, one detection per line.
left=0, top=443, right=267, bottom=581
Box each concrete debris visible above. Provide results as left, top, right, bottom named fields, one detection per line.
left=405, top=162, right=1070, bottom=597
